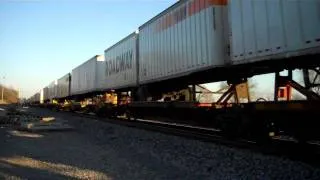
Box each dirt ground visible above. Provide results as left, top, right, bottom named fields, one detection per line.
left=1, top=106, right=320, bottom=180
left=0, top=107, right=206, bottom=180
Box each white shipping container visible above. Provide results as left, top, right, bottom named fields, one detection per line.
left=48, top=80, right=58, bottom=100
left=57, top=73, right=71, bottom=98
left=71, top=55, right=104, bottom=95
left=229, top=0, right=320, bottom=64
left=138, top=0, right=229, bottom=84
left=40, top=89, right=44, bottom=104
left=96, top=33, right=138, bottom=91
left=35, top=93, right=40, bottom=103
left=43, top=87, right=49, bottom=101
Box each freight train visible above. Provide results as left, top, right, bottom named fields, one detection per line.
left=28, top=0, right=320, bottom=142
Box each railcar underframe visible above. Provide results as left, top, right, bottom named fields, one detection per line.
left=43, top=54, right=320, bottom=143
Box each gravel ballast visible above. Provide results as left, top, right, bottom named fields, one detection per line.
left=0, top=107, right=320, bottom=180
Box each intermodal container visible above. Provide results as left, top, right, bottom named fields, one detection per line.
left=229, top=0, right=320, bottom=64
left=48, top=80, right=58, bottom=100
left=43, top=87, right=49, bottom=101
left=34, top=93, right=40, bottom=103
left=71, top=55, right=104, bottom=95
left=96, top=33, right=138, bottom=91
left=57, top=73, right=71, bottom=98
left=138, top=0, right=229, bottom=84
left=40, top=89, right=44, bottom=104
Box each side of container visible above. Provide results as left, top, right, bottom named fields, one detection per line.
left=138, top=0, right=229, bottom=84
left=48, top=80, right=58, bottom=100
left=96, top=33, right=138, bottom=91
left=40, top=89, right=44, bottom=104
left=34, top=92, right=40, bottom=103
left=229, top=0, right=320, bottom=65
left=71, top=55, right=104, bottom=95
left=57, top=73, right=71, bottom=99
left=43, top=87, right=49, bottom=101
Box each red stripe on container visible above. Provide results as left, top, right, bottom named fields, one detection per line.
left=200, top=0, right=206, bottom=10
left=207, top=0, right=228, bottom=6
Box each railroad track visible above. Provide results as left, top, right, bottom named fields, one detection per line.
left=53, top=110, right=258, bottom=147
left=29, top=107, right=320, bottom=166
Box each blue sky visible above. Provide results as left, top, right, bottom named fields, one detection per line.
left=0, top=0, right=176, bottom=98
